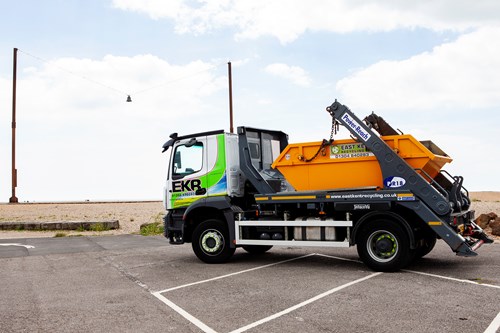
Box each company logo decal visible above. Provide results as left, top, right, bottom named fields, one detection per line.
left=397, top=193, right=415, bottom=201
left=172, top=179, right=202, bottom=193
left=384, top=176, right=406, bottom=188
left=330, top=143, right=373, bottom=159
left=341, top=113, right=372, bottom=141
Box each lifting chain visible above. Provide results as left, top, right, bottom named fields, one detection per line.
left=330, top=117, right=340, bottom=141
left=301, top=112, right=339, bottom=163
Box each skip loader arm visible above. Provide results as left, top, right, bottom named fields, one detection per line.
left=326, top=100, right=492, bottom=256
left=326, top=100, right=449, bottom=215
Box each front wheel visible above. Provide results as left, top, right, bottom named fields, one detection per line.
left=357, top=219, right=412, bottom=272
left=192, top=219, right=235, bottom=264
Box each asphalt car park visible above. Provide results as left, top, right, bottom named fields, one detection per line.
left=1, top=235, right=499, bottom=333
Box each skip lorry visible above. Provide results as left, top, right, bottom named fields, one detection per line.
left=161, top=100, right=492, bottom=271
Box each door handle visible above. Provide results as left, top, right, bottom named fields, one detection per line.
left=195, top=188, right=207, bottom=195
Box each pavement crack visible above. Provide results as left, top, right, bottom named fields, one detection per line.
left=99, top=255, right=152, bottom=292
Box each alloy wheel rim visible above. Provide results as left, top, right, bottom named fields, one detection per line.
left=367, top=230, right=398, bottom=262
left=200, top=229, right=224, bottom=256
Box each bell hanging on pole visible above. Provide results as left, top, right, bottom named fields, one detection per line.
left=126, top=95, right=132, bottom=102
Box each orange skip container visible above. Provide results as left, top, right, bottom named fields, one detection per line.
left=272, top=135, right=452, bottom=191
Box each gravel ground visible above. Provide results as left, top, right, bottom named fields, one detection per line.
left=0, top=192, right=498, bottom=240
left=0, top=201, right=164, bottom=239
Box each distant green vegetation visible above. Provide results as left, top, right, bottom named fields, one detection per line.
left=89, top=223, right=111, bottom=232
left=140, top=222, right=164, bottom=236
left=140, top=213, right=164, bottom=236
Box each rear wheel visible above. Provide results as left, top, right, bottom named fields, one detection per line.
left=242, top=245, right=273, bottom=254
left=192, top=219, right=235, bottom=264
left=357, top=219, right=412, bottom=272
left=415, top=234, right=437, bottom=259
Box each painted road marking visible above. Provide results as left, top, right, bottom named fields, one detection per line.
left=228, top=272, right=382, bottom=333
left=151, top=254, right=316, bottom=333
left=152, top=253, right=380, bottom=333
left=314, top=253, right=362, bottom=263
left=152, top=292, right=218, bottom=333
left=0, top=243, right=35, bottom=249
left=317, top=253, right=500, bottom=290
left=484, top=312, right=500, bottom=333
left=403, top=269, right=500, bottom=290
left=151, top=252, right=500, bottom=333
left=154, top=253, right=316, bottom=294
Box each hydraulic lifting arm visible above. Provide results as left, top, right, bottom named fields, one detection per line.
left=326, top=100, right=450, bottom=215
left=326, top=100, right=491, bottom=256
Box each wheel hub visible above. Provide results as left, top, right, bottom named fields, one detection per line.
left=367, top=231, right=398, bottom=262
left=375, top=235, right=395, bottom=254
left=201, top=231, right=223, bottom=254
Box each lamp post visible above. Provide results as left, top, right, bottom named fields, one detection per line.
left=9, top=48, right=18, bottom=203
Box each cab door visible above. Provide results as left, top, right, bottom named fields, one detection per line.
left=166, top=136, right=208, bottom=210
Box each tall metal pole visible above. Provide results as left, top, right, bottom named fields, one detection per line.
left=228, top=61, right=234, bottom=133
left=10, top=48, right=18, bottom=203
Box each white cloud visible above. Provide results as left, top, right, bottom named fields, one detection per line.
left=111, top=0, right=189, bottom=21
left=12, top=54, right=227, bottom=121
left=265, top=63, right=311, bottom=86
left=330, top=27, right=500, bottom=192
left=0, top=55, right=228, bottom=201
left=112, top=0, right=500, bottom=43
left=336, top=27, right=500, bottom=111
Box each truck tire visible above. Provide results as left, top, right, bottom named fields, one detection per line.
left=415, top=234, right=437, bottom=259
left=242, top=245, right=273, bottom=254
left=357, top=219, right=412, bottom=272
left=192, top=219, right=235, bottom=264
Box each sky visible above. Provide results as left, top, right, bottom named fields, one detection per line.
left=0, top=0, right=499, bottom=202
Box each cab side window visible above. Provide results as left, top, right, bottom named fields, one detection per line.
left=172, top=142, right=204, bottom=180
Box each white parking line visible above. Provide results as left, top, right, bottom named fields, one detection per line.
left=403, top=269, right=500, bottom=290
left=229, top=272, right=382, bottom=333
left=151, top=252, right=500, bottom=333
left=316, top=253, right=500, bottom=290
left=314, top=253, right=362, bottom=263
left=154, top=253, right=316, bottom=294
left=152, top=253, right=380, bottom=333
left=0, top=243, right=35, bottom=249
left=151, top=254, right=316, bottom=333
left=484, top=312, right=500, bottom=333
left=152, top=292, right=217, bottom=333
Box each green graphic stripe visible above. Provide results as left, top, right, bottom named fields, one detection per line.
left=171, top=134, right=227, bottom=209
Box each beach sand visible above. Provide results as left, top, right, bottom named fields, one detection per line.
left=0, top=192, right=498, bottom=240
